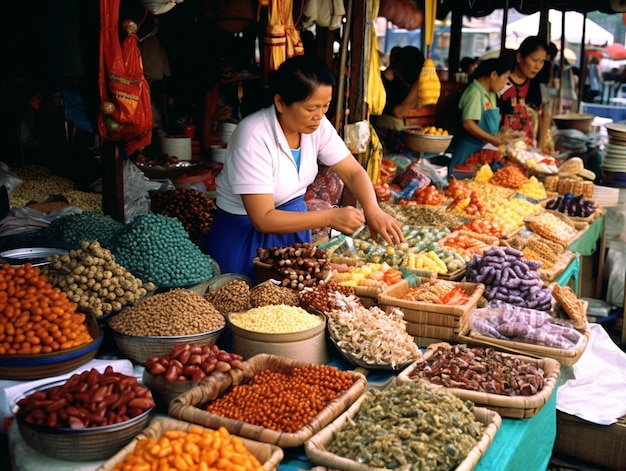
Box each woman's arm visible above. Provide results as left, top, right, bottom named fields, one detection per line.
left=462, top=119, right=507, bottom=147
left=242, top=192, right=366, bottom=236
left=391, top=80, right=421, bottom=118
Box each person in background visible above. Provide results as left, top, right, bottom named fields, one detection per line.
left=498, top=36, right=551, bottom=150
left=459, top=56, right=478, bottom=76
left=584, top=56, right=603, bottom=103
left=447, top=57, right=511, bottom=169
left=205, top=55, right=404, bottom=279
left=374, top=45, right=426, bottom=131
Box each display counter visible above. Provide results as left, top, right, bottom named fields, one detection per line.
left=5, top=353, right=558, bottom=471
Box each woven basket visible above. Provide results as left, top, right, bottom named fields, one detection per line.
left=457, top=323, right=590, bottom=366
left=168, top=353, right=368, bottom=448
left=538, top=250, right=577, bottom=284
left=0, top=313, right=103, bottom=381
left=111, top=326, right=224, bottom=364
left=304, top=390, right=501, bottom=471
left=378, top=279, right=484, bottom=342
left=403, top=129, right=453, bottom=154
left=524, top=210, right=588, bottom=248
left=142, top=369, right=202, bottom=410
left=17, top=394, right=154, bottom=462
left=97, top=417, right=284, bottom=471
left=396, top=343, right=561, bottom=419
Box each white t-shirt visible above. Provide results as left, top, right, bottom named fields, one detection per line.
left=216, top=105, right=349, bottom=215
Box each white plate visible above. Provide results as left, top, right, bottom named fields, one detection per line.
left=605, top=143, right=626, bottom=153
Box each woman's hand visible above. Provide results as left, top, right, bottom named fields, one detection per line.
left=364, top=207, right=404, bottom=246
left=329, top=206, right=366, bottom=235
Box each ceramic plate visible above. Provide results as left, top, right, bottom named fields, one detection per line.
left=605, top=144, right=626, bottom=154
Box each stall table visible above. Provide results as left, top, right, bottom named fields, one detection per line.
left=6, top=353, right=558, bottom=471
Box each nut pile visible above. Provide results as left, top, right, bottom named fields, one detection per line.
left=249, top=281, right=299, bottom=307
left=44, top=240, right=156, bottom=318
left=108, top=288, right=225, bottom=336
left=204, top=279, right=251, bottom=314
left=149, top=188, right=217, bottom=235
left=256, top=243, right=329, bottom=290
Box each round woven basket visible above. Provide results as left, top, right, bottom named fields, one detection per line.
left=142, top=369, right=200, bottom=409
left=111, top=326, right=224, bottom=364
left=0, top=313, right=103, bottom=381
left=403, top=128, right=453, bottom=154
left=16, top=385, right=154, bottom=462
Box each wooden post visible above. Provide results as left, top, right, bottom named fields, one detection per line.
left=100, top=140, right=125, bottom=222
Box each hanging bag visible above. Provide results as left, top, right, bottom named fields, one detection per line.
left=98, top=0, right=152, bottom=155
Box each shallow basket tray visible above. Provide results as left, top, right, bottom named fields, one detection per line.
left=327, top=335, right=416, bottom=372
left=457, top=324, right=590, bottom=366
left=378, top=278, right=484, bottom=323
left=538, top=250, right=577, bottom=284
left=96, top=417, right=284, bottom=471
left=524, top=209, right=589, bottom=248
left=304, top=389, right=501, bottom=471
left=110, top=325, right=225, bottom=364
left=396, top=343, right=561, bottom=419
left=0, top=312, right=103, bottom=381
left=168, top=353, right=367, bottom=448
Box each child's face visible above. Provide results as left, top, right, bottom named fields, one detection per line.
left=490, top=71, right=510, bottom=94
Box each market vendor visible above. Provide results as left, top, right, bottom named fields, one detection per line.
left=498, top=36, right=551, bottom=150
left=448, top=57, right=511, bottom=169
left=373, top=45, right=426, bottom=131
left=205, top=55, right=403, bottom=279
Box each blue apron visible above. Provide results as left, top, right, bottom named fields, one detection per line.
left=205, top=196, right=312, bottom=280
left=449, top=88, right=501, bottom=169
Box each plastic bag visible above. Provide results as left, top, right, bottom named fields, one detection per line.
left=306, top=198, right=333, bottom=243
left=344, top=120, right=370, bottom=154
left=305, top=165, right=344, bottom=205
left=123, top=159, right=150, bottom=223
left=0, top=162, right=23, bottom=194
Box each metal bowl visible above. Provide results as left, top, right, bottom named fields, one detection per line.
left=110, top=326, right=225, bottom=364
left=14, top=379, right=155, bottom=461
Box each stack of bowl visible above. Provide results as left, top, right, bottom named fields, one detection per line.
left=220, top=121, right=238, bottom=145
left=602, top=123, right=626, bottom=187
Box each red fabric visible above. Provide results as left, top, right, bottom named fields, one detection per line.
left=98, top=0, right=152, bottom=155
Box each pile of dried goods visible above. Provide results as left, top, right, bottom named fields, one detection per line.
left=109, top=289, right=225, bottom=337
left=0, top=263, right=93, bottom=355
left=206, top=365, right=354, bottom=433
left=326, top=381, right=484, bottom=470
left=325, top=291, right=421, bottom=368
left=144, top=344, right=244, bottom=381
left=407, top=343, right=545, bottom=396
left=44, top=240, right=155, bottom=317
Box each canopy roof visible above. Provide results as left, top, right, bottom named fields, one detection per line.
left=424, top=0, right=625, bottom=19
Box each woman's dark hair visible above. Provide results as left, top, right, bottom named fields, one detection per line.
left=268, top=55, right=336, bottom=105
left=517, top=35, right=549, bottom=58
left=472, top=57, right=511, bottom=79
left=459, top=56, right=476, bottom=73
left=397, top=46, right=425, bottom=84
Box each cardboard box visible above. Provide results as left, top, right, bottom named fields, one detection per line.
left=554, top=411, right=626, bottom=471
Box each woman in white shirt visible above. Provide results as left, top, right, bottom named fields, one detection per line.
left=205, top=55, right=403, bottom=278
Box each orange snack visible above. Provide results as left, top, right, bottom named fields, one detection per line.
left=0, top=263, right=92, bottom=355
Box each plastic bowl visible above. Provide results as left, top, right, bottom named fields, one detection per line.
left=0, top=313, right=103, bottom=381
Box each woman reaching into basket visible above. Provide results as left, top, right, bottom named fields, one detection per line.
left=205, top=55, right=403, bottom=279
left=447, top=57, right=511, bottom=170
